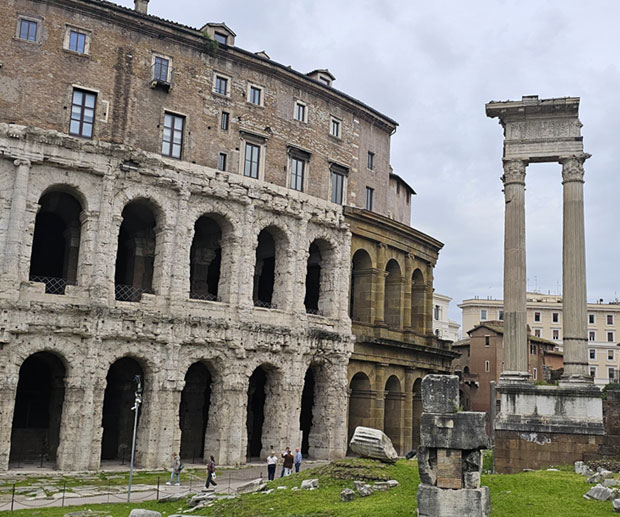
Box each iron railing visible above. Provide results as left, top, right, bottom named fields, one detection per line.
left=30, top=276, right=68, bottom=295
left=115, top=284, right=153, bottom=302
left=189, top=292, right=220, bottom=302
left=254, top=300, right=277, bottom=309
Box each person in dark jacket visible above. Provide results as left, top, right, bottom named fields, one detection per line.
left=205, top=455, right=218, bottom=489
left=282, top=447, right=294, bottom=476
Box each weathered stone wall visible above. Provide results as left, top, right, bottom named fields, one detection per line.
left=0, top=124, right=352, bottom=471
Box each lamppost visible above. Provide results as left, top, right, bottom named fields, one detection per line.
left=127, top=375, right=142, bottom=502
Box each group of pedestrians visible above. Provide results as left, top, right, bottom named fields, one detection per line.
left=165, top=452, right=217, bottom=489
left=266, top=446, right=303, bottom=480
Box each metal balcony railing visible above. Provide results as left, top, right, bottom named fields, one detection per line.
left=189, top=292, right=220, bottom=302
left=30, top=276, right=68, bottom=295
left=115, top=284, right=153, bottom=302
left=254, top=300, right=277, bottom=309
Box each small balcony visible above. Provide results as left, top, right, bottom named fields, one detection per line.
left=150, top=62, right=173, bottom=92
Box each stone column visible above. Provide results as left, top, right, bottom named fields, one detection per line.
left=403, top=367, right=415, bottom=453
left=373, top=363, right=388, bottom=430
left=403, top=254, right=414, bottom=329
left=500, top=159, right=530, bottom=383
left=168, top=189, right=191, bottom=303
left=373, top=244, right=388, bottom=325
left=3, top=159, right=31, bottom=279
left=560, top=154, right=591, bottom=383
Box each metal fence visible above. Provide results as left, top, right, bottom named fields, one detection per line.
left=29, top=276, right=67, bottom=295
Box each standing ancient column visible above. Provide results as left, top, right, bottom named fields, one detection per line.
left=3, top=159, right=31, bottom=279
left=500, top=159, right=530, bottom=383
left=560, top=154, right=591, bottom=383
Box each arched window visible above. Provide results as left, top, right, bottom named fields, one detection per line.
left=29, top=191, right=82, bottom=294
left=411, top=269, right=426, bottom=333
left=384, top=375, right=403, bottom=454
left=384, top=259, right=403, bottom=328
left=190, top=216, right=222, bottom=301
left=350, top=249, right=373, bottom=322
left=253, top=227, right=287, bottom=309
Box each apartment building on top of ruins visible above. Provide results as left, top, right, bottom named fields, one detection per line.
left=0, top=0, right=450, bottom=471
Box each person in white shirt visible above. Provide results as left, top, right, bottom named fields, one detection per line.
left=266, top=450, right=278, bottom=480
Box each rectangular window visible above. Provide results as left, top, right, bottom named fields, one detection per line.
left=330, top=171, right=344, bottom=204
left=552, top=329, right=559, bottom=340
left=485, top=360, right=490, bottom=373
left=589, top=331, right=596, bottom=341
left=295, top=102, right=306, bottom=122
left=365, top=187, right=374, bottom=211
left=290, top=157, right=305, bottom=192
left=484, top=335, right=490, bottom=347
left=480, top=309, right=487, bottom=321
left=533, top=368, right=537, bottom=380
left=434, top=305, right=440, bottom=320
left=249, top=85, right=262, bottom=105
left=534, top=329, right=541, bottom=338
left=609, top=349, right=614, bottom=361
left=218, top=152, right=227, bottom=171
left=534, top=312, right=541, bottom=322
left=552, top=312, right=559, bottom=323
left=608, top=332, right=615, bottom=343
left=498, top=310, right=504, bottom=321
left=153, top=56, right=169, bottom=82
left=69, top=88, right=96, bottom=138
left=590, top=367, right=597, bottom=378
left=19, top=18, right=38, bottom=41
left=220, top=111, right=229, bottom=130
left=589, top=314, right=595, bottom=325
left=609, top=368, right=616, bottom=382
left=68, top=30, right=87, bottom=53
left=530, top=344, right=536, bottom=355
left=214, top=31, right=228, bottom=45
left=589, top=349, right=596, bottom=360
left=215, top=75, right=228, bottom=95
left=368, top=151, right=375, bottom=170
left=161, top=112, right=184, bottom=159
left=243, top=142, right=260, bottom=178
left=330, top=117, right=341, bottom=138
left=608, top=314, right=614, bottom=325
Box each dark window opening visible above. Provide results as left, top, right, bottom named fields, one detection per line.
left=180, top=362, right=212, bottom=461
left=246, top=366, right=267, bottom=459
left=115, top=200, right=157, bottom=301
left=300, top=367, right=315, bottom=456
left=10, top=352, right=65, bottom=466
left=214, top=32, right=228, bottom=45
left=190, top=216, right=222, bottom=301
left=30, top=191, right=82, bottom=294
left=304, top=242, right=322, bottom=314
left=253, top=229, right=276, bottom=308
left=217, top=152, right=227, bottom=171
left=101, top=358, right=144, bottom=462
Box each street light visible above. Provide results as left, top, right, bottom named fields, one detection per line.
left=127, top=375, right=142, bottom=502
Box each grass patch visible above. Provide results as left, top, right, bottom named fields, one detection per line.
left=7, top=498, right=183, bottom=517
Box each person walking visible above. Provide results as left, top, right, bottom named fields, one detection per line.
left=280, top=448, right=288, bottom=477
left=166, top=452, right=182, bottom=486
left=205, top=455, right=218, bottom=489
left=266, top=450, right=278, bottom=481
left=294, top=447, right=302, bottom=473
left=282, top=447, right=294, bottom=476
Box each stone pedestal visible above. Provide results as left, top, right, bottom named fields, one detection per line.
left=416, top=375, right=490, bottom=517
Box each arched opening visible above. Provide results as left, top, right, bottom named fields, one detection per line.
left=253, top=227, right=286, bottom=309
left=347, top=372, right=372, bottom=446
left=384, top=375, right=403, bottom=454
left=304, top=242, right=322, bottom=314
left=101, top=357, right=144, bottom=462
left=115, top=200, right=157, bottom=301
left=350, top=249, right=373, bottom=322
left=412, top=378, right=423, bottom=449
left=29, top=191, right=82, bottom=294
left=246, top=366, right=267, bottom=459
left=384, top=259, right=402, bottom=328
left=190, top=216, right=222, bottom=301
left=300, top=366, right=316, bottom=456
left=411, top=269, right=426, bottom=333
left=10, top=352, right=66, bottom=467
left=179, top=362, right=212, bottom=462
left=464, top=366, right=470, bottom=375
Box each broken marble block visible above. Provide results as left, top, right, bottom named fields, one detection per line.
left=417, top=485, right=490, bottom=517
left=349, top=426, right=398, bottom=463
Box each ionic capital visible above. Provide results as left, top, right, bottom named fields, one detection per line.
left=560, top=154, right=590, bottom=184
left=501, top=159, right=527, bottom=186
left=13, top=158, right=31, bottom=169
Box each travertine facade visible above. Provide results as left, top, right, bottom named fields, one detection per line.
left=0, top=0, right=445, bottom=472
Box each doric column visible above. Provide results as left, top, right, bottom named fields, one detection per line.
left=3, top=159, right=31, bottom=279
left=374, top=243, right=388, bottom=324
left=500, top=159, right=530, bottom=383
left=560, top=154, right=591, bottom=383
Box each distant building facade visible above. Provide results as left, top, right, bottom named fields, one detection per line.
left=432, top=293, right=460, bottom=342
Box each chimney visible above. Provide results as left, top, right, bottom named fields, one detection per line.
left=134, top=0, right=149, bottom=14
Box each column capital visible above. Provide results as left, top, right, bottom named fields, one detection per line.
left=501, top=159, right=527, bottom=185
left=560, top=154, right=590, bottom=183
left=13, top=158, right=31, bottom=168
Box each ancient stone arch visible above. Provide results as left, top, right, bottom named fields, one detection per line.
left=350, top=248, right=374, bottom=322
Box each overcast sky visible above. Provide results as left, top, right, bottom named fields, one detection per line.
left=117, top=0, right=620, bottom=325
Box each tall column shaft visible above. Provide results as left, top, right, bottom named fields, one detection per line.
left=561, top=154, right=590, bottom=383
left=500, top=159, right=530, bottom=383
left=3, top=159, right=31, bottom=278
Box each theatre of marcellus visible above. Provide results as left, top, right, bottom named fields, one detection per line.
left=0, top=0, right=455, bottom=471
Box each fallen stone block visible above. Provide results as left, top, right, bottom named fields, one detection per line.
left=422, top=375, right=460, bottom=414
left=236, top=478, right=267, bottom=494
left=301, top=479, right=318, bottom=490
left=353, top=480, right=366, bottom=491
left=129, top=510, right=162, bottom=517
left=598, top=468, right=614, bottom=479
left=349, top=426, right=398, bottom=463
left=341, top=488, right=355, bottom=502
left=613, top=498, right=620, bottom=513
left=372, top=481, right=390, bottom=491
left=584, top=484, right=614, bottom=501
left=387, top=479, right=400, bottom=488
left=575, top=461, right=593, bottom=476
left=358, top=484, right=374, bottom=497
left=158, top=493, right=187, bottom=503
left=603, top=479, right=620, bottom=488
left=188, top=493, right=215, bottom=507
left=263, top=489, right=274, bottom=494
left=417, top=484, right=490, bottom=517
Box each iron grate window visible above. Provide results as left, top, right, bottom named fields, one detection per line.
left=69, top=88, right=96, bottom=138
